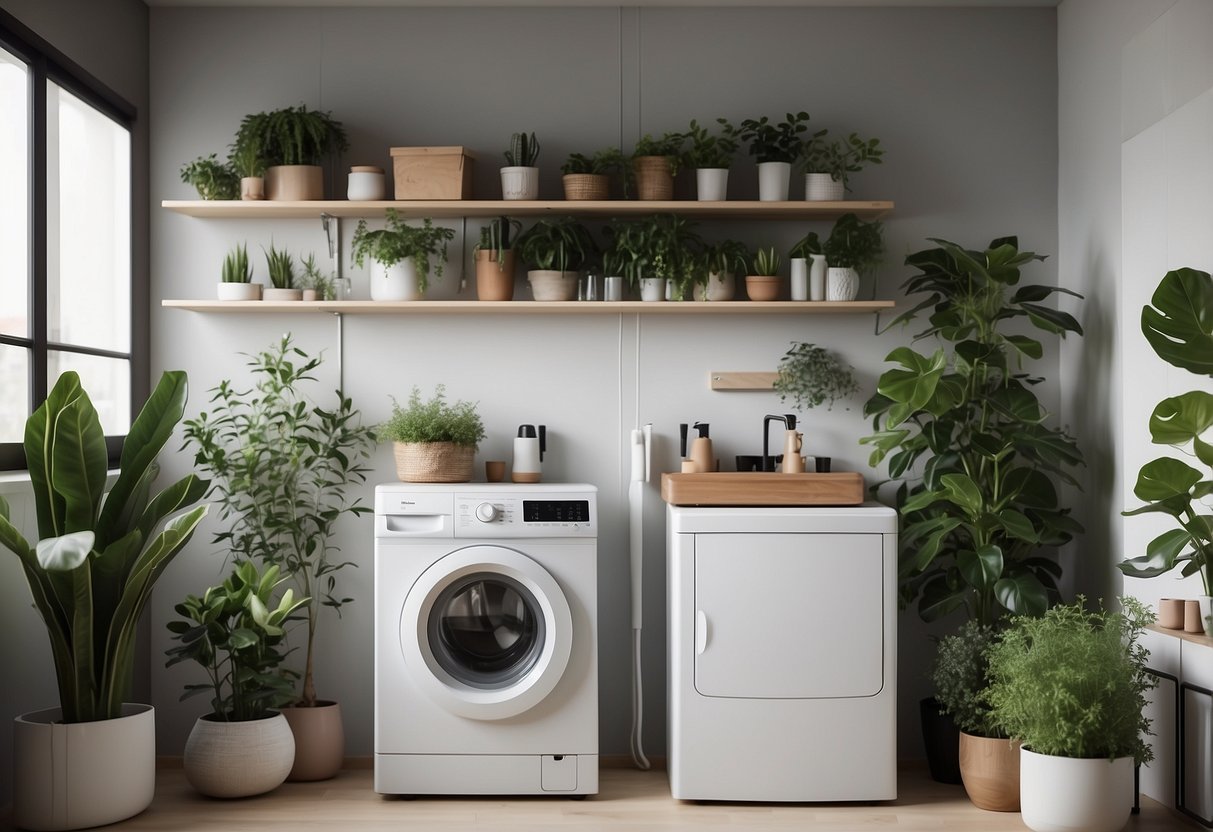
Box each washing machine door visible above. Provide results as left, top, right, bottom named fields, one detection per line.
left=400, top=545, right=573, bottom=721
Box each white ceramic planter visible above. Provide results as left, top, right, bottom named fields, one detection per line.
left=826, top=266, right=859, bottom=302
left=693, top=270, right=735, bottom=302
left=757, top=161, right=791, bottom=201
left=696, top=168, right=729, bottom=201
left=184, top=712, right=295, bottom=798
left=14, top=703, right=155, bottom=831
left=501, top=166, right=539, bottom=200
left=809, top=254, right=827, bottom=301
left=639, top=277, right=667, bottom=302
left=1019, top=748, right=1133, bottom=832
left=217, top=282, right=262, bottom=301
left=528, top=269, right=578, bottom=301
left=373, top=258, right=424, bottom=301
left=804, top=172, right=845, bottom=201
left=347, top=166, right=385, bottom=201
left=790, top=258, right=809, bottom=301
left=262, top=287, right=303, bottom=302
left=1201, top=595, right=1213, bottom=637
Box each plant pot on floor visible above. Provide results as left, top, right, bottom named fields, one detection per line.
left=1020, top=748, right=1134, bottom=832
left=562, top=173, right=609, bottom=200
left=804, top=172, right=844, bottom=201
left=826, top=266, right=860, bottom=301
left=373, top=258, right=424, bottom=301
left=14, top=704, right=155, bottom=831
left=500, top=166, right=539, bottom=200
left=920, top=697, right=963, bottom=785
left=475, top=249, right=516, bottom=301
left=959, top=732, right=1021, bottom=812
left=528, top=269, right=578, bottom=302
left=745, top=275, right=781, bottom=301
left=633, top=156, right=674, bottom=200
left=393, top=440, right=475, bottom=482
left=281, top=701, right=344, bottom=782
left=696, top=168, right=728, bottom=201
left=757, top=161, right=791, bottom=201
left=265, top=164, right=324, bottom=201
left=693, top=270, right=735, bottom=301
left=184, top=712, right=295, bottom=798
left=217, top=282, right=262, bottom=301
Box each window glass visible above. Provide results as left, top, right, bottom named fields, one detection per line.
left=48, top=81, right=130, bottom=353
left=0, top=47, right=28, bottom=339
left=47, top=351, right=130, bottom=436
left=0, top=344, right=29, bottom=443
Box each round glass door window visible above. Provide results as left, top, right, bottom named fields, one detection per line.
left=427, top=572, right=546, bottom=690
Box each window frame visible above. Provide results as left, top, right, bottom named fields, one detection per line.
left=0, top=10, right=139, bottom=470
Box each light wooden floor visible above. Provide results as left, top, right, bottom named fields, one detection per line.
left=3, top=765, right=1186, bottom=831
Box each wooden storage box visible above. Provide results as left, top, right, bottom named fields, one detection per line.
left=390, top=146, right=475, bottom=200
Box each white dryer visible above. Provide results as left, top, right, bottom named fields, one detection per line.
left=374, top=483, right=598, bottom=796
left=666, top=503, right=898, bottom=802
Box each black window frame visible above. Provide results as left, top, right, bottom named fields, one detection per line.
left=0, top=10, right=138, bottom=471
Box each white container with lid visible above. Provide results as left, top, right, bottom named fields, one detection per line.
left=348, top=166, right=385, bottom=201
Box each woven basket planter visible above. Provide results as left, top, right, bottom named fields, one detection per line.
left=562, top=173, right=610, bottom=201
left=393, top=441, right=474, bottom=482
left=632, top=156, right=674, bottom=200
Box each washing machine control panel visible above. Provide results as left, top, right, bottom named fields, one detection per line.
left=454, top=494, right=596, bottom=537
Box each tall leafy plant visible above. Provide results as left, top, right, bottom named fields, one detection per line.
left=183, top=335, right=376, bottom=707
left=0, top=371, right=209, bottom=722
left=861, top=237, right=1085, bottom=625
left=1120, top=267, right=1213, bottom=596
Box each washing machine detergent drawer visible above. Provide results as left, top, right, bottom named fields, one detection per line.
left=693, top=533, right=884, bottom=699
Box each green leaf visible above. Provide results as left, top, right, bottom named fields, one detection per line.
left=1118, top=529, right=1192, bottom=577
left=918, top=573, right=967, bottom=622
left=998, top=510, right=1039, bottom=543
left=1141, top=267, right=1213, bottom=374
left=35, top=531, right=95, bottom=571
left=876, top=347, right=947, bottom=418
left=1133, top=456, right=1202, bottom=501
left=959, top=545, right=1003, bottom=592
left=1149, top=391, right=1213, bottom=446
left=1005, top=334, right=1043, bottom=360
left=1021, top=302, right=1083, bottom=336
left=994, top=572, right=1048, bottom=616
left=987, top=386, right=1043, bottom=424
left=940, top=473, right=984, bottom=517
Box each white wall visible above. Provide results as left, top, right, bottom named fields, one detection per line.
left=148, top=4, right=1059, bottom=764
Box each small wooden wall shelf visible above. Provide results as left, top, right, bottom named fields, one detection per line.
left=709, top=371, right=780, bottom=390
left=161, top=299, right=895, bottom=315
left=1148, top=622, right=1213, bottom=649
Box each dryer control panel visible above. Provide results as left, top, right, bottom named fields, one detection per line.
left=455, top=494, right=596, bottom=538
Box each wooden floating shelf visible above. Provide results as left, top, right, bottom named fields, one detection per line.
left=1148, top=622, right=1213, bottom=649
left=161, top=299, right=894, bottom=315
left=161, top=199, right=894, bottom=221
left=710, top=371, right=780, bottom=391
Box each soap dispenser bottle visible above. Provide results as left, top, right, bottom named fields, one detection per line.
left=689, top=422, right=714, bottom=473
left=512, top=424, right=546, bottom=483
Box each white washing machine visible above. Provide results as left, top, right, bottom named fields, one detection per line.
left=374, top=483, right=598, bottom=796
left=666, top=503, right=898, bottom=802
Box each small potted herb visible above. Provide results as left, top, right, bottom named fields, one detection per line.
left=745, top=245, right=781, bottom=301
left=217, top=242, right=259, bottom=301
left=696, top=239, right=748, bottom=301
left=473, top=216, right=522, bottom=301
left=772, top=342, right=858, bottom=412
left=561, top=148, right=626, bottom=200
left=630, top=131, right=685, bottom=200
left=801, top=131, right=884, bottom=200
left=228, top=133, right=266, bottom=200
left=823, top=213, right=883, bottom=301
left=685, top=118, right=740, bottom=201
left=514, top=216, right=598, bottom=301
left=380, top=385, right=486, bottom=483
left=298, top=252, right=337, bottom=301
left=351, top=209, right=455, bottom=301
left=234, top=105, right=348, bottom=200
left=180, top=153, right=239, bottom=200
left=262, top=242, right=300, bottom=301
left=737, top=112, right=819, bottom=201
left=501, top=131, right=540, bottom=200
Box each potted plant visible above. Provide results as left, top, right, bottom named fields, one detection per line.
left=218, top=241, right=260, bottom=301
left=183, top=335, right=376, bottom=782
left=473, top=216, right=522, bottom=301
left=299, top=252, right=337, bottom=301
left=630, top=131, right=685, bottom=201
left=381, top=385, right=486, bottom=482
left=790, top=230, right=827, bottom=301
left=501, top=131, right=540, bottom=200
left=822, top=213, right=883, bottom=301
left=180, top=152, right=239, bottom=200
left=772, top=342, right=858, bottom=412
left=737, top=111, right=817, bottom=201
left=932, top=622, right=1019, bottom=812
left=1120, top=267, right=1213, bottom=635
left=514, top=216, right=597, bottom=301
left=234, top=105, right=348, bottom=200
left=166, top=560, right=307, bottom=798
left=561, top=148, right=625, bottom=200
left=695, top=239, right=748, bottom=301
left=744, top=245, right=781, bottom=301
left=861, top=236, right=1085, bottom=628
left=351, top=209, right=455, bottom=301
left=1, top=371, right=208, bottom=830
left=604, top=215, right=703, bottom=302
left=229, top=133, right=266, bottom=200
left=685, top=118, right=739, bottom=201
left=262, top=241, right=301, bottom=301
left=986, top=598, right=1155, bottom=832
left=800, top=131, right=884, bottom=201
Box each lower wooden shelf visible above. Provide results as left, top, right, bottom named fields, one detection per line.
left=161, top=299, right=894, bottom=315
left=1148, top=622, right=1213, bottom=649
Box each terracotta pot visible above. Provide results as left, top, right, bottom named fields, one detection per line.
left=632, top=155, right=674, bottom=200
left=475, top=249, right=516, bottom=301
left=959, top=732, right=1021, bottom=812
left=745, top=275, right=781, bottom=301
left=183, top=712, right=294, bottom=798
left=281, top=701, right=344, bottom=782
left=562, top=173, right=609, bottom=200
left=265, top=164, right=324, bottom=201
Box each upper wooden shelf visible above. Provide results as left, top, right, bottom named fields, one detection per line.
left=160, top=199, right=894, bottom=221
left=161, top=299, right=895, bottom=315
left=1148, top=622, right=1213, bottom=650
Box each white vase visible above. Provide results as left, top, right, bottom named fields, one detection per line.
left=374, top=258, right=423, bottom=301
left=639, top=277, right=667, bottom=302
left=500, top=166, right=539, bottom=200
left=14, top=703, right=156, bottom=831
left=826, top=266, right=859, bottom=301
left=757, top=161, right=791, bottom=201
left=693, top=270, right=735, bottom=302
left=1019, top=748, right=1133, bottom=832
left=804, top=172, right=845, bottom=201
left=696, top=168, right=729, bottom=201
left=1201, top=595, right=1213, bottom=637
left=184, top=712, right=295, bottom=798
left=217, top=282, right=262, bottom=301
left=790, top=258, right=808, bottom=301
left=528, top=269, right=578, bottom=301
left=809, top=254, right=827, bottom=301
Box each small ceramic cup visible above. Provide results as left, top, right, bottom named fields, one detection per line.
left=485, top=461, right=506, bottom=483
left=814, top=456, right=832, bottom=473
left=1159, top=598, right=1185, bottom=629
left=1185, top=599, right=1205, bottom=633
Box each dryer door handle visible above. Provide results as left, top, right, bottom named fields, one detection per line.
left=695, top=610, right=709, bottom=655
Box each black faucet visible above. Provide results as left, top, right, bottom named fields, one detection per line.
left=762, top=413, right=797, bottom=472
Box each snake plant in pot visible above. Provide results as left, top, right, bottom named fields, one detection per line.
left=473, top=216, right=523, bottom=301
left=1120, top=267, right=1213, bottom=635
left=1, top=371, right=209, bottom=830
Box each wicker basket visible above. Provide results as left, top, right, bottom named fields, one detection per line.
left=562, top=173, right=610, bottom=201
left=393, top=442, right=474, bottom=483
left=632, top=156, right=673, bottom=200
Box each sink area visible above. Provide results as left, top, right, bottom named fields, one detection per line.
left=660, top=472, right=865, bottom=507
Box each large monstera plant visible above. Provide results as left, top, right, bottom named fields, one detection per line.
left=0, top=371, right=208, bottom=722
left=861, top=237, right=1085, bottom=626
left=1120, top=267, right=1213, bottom=596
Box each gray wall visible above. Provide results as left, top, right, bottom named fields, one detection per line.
left=148, top=4, right=1059, bottom=764
left=0, top=0, right=149, bottom=808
